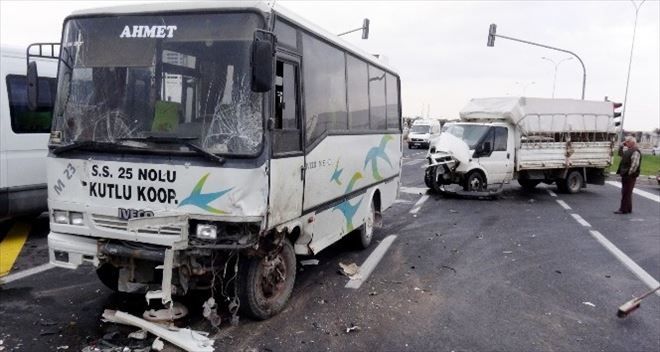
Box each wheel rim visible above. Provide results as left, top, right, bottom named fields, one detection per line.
left=568, top=174, right=580, bottom=192
left=364, top=203, right=374, bottom=243
left=258, top=252, right=288, bottom=301
left=469, top=175, right=483, bottom=191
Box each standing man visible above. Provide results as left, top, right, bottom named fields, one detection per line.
left=615, top=136, right=642, bottom=214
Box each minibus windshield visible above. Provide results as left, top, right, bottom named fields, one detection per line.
left=52, top=13, right=264, bottom=156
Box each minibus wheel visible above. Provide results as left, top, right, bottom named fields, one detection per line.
left=356, top=200, right=375, bottom=249
left=239, top=239, right=296, bottom=320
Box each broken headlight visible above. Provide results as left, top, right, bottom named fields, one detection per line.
left=195, top=224, right=218, bottom=240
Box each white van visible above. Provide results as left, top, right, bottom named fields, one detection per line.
left=0, top=45, right=58, bottom=220
left=408, top=119, right=441, bottom=149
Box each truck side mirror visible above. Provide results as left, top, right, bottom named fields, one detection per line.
left=251, top=39, right=273, bottom=93
left=27, top=61, right=39, bottom=111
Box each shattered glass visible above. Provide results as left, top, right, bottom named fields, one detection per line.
left=52, top=13, right=264, bottom=156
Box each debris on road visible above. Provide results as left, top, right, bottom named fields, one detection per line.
left=441, top=265, right=457, bottom=274
left=55, top=346, right=69, bottom=350
left=102, top=310, right=214, bottom=352
left=345, top=323, right=360, bottom=333
left=152, top=337, right=164, bottom=351
left=449, top=209, right=458, bottom=213
left=128, top=329, right=147, bottom=340
left=582, top=302, right=596, bottom=308
left=502, top=251, right=513, bottom=254
left=339, top=262, right=360, bottom=279
left=143, top=302, right=188, bottom=322
left=301, top=259, right=320, bottom=266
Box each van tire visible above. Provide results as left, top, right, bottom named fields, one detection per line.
left=238, top=239, right=296, bottom=320
left=463, top=171, right=486, bottom=192
left=563, top=170, right=583, bottom=194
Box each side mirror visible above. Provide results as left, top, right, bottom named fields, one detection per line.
left=27, top=61, right=39, bottom=111
left=251, top=39, right=273, bottom=93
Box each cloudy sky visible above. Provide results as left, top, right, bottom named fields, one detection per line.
left=2, top=0, right=658, bottom=131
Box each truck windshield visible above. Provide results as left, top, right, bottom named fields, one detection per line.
left=52, top=13, right=264, bottom=156
left=443, top=124, right=489, bottom=149
left=411, top=125, right=430, bottom=133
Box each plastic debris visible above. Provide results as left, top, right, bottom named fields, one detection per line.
left=128, top=329, right=148, bottom=340
left=345, top=323, right=360, bottom=333
left=102, top=310, right=214, bottom=352
left=56, top=346, right=69, bottom=350
left=300, top=259, right=320, bottom=266
left=152, top=337, right=164, bottom=351
left=339, top=262, right=360, bottom=278
left=143, top=302, right=188, bottom=322
left=502, top=251, right=513, bottom=254
left=582, top=301, right=596, bottom=308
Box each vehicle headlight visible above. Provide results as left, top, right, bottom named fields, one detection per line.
left=196, top=224, right=217, bottom=240
left=53, top=210, right=69, bottom=224
left=69, top=212, right=84, bottom=226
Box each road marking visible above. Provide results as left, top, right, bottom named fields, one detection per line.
left=588, top=230, right=660, bottom=296
left=400, top=186, right=428, bottom=195
left=0, top=263, right=55, bottom=285
left=393, top=199, right=412, bottom=204
left=409, top=195, right=430, bottom=215
left=346, top=234, right=397, bottom=289
left=0, top=222, right=31, bottom=277
left=570, top=213, right=591, bottom=227
left=404, top=159, right=425, bottom=166
left=547, top=190, right=558, bottom=197
left=556, top=199, right=571, bottom=210
left=606, top=181, right=660, bottom=203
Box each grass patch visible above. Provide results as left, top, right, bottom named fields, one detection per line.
left=609, top=154, right=660, bottom=176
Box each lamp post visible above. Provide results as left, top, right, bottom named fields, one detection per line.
left=338, top=18, right=370, bottom=39
left=487, top=23, right=587, bottom=99
left=620, top=0, right=646, bottom=141
left=541, top=56, right=573, bottom=98
left=516, top=81, right=535, bottom=96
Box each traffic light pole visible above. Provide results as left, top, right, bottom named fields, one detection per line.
left=491, top=33, right=586, bottom=100
left=619, top=0, right=646, bottom=141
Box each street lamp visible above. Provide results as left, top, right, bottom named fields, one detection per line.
left=515, top=81, right=535, bottom=96
left=487, top=23, right=587, bottom=99
left=620, top=0, right=646, bottom=141
left=541, top=56, right=573, bottom=98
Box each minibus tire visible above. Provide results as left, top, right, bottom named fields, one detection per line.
left=356, top=200, right=375, bottom=249
left=238, top=239, right=296, bottom=320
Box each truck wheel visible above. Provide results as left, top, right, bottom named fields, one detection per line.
left=463, top=171, right=486, bottom=192
left=518, top=179, right=541, bottom=190
left=238, top=239, right=296, bottom=320
left=355, top=200, right=375, bottom=249
left=96, top=264, right=120, bottom=292
left=563, top=170, right=583, bottom=194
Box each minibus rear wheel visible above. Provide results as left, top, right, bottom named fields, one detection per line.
left=356, top=200, right=376, bottom=249
left=238, top=239, right=296, bottom=320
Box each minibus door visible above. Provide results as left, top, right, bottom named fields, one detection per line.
left=268, top=55, right=304, bottom=226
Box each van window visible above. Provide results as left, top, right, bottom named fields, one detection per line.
left=494, top=127, right=508, bottom=151
left=6, top=75, right=57, bottom=134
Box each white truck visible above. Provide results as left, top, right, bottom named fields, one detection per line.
left=1, top=45, right=57, bottom=220
left=424, top=97, right=616, bottom=194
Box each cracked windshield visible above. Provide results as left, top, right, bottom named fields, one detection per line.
left=53, top=13, right=263, bottom=155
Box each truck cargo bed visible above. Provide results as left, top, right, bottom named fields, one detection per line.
left=517, top=141, right=612, bottom=170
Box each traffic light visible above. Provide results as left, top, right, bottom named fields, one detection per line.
left=612, top=102, right=622, bottom=126
left=361, top=19, right=370, bottom=40
left=487, top=24, right=497, bottom=47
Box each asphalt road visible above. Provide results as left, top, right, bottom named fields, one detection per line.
left=1, top=147, right=659, bottom=352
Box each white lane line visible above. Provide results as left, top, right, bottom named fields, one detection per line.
left=571, top=213, right=591, bottom=227
left=556, top=199, right=572, bottom=210
left=0, top=263, right=55, bottom=285
left=400, top=186, right=428, bottom=195
left=606, top=181, right=660, bottom=203
left=547, top=190, right=558, bottom=197
left=393, top=199, right=412, bottom=204
left=404, top=159, right=425, bottom=166
left=409, top=195, right=430, bottom=215
left=588, top=230, right=660, bottom=296
left=346, top=235, right=397, bottom=289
